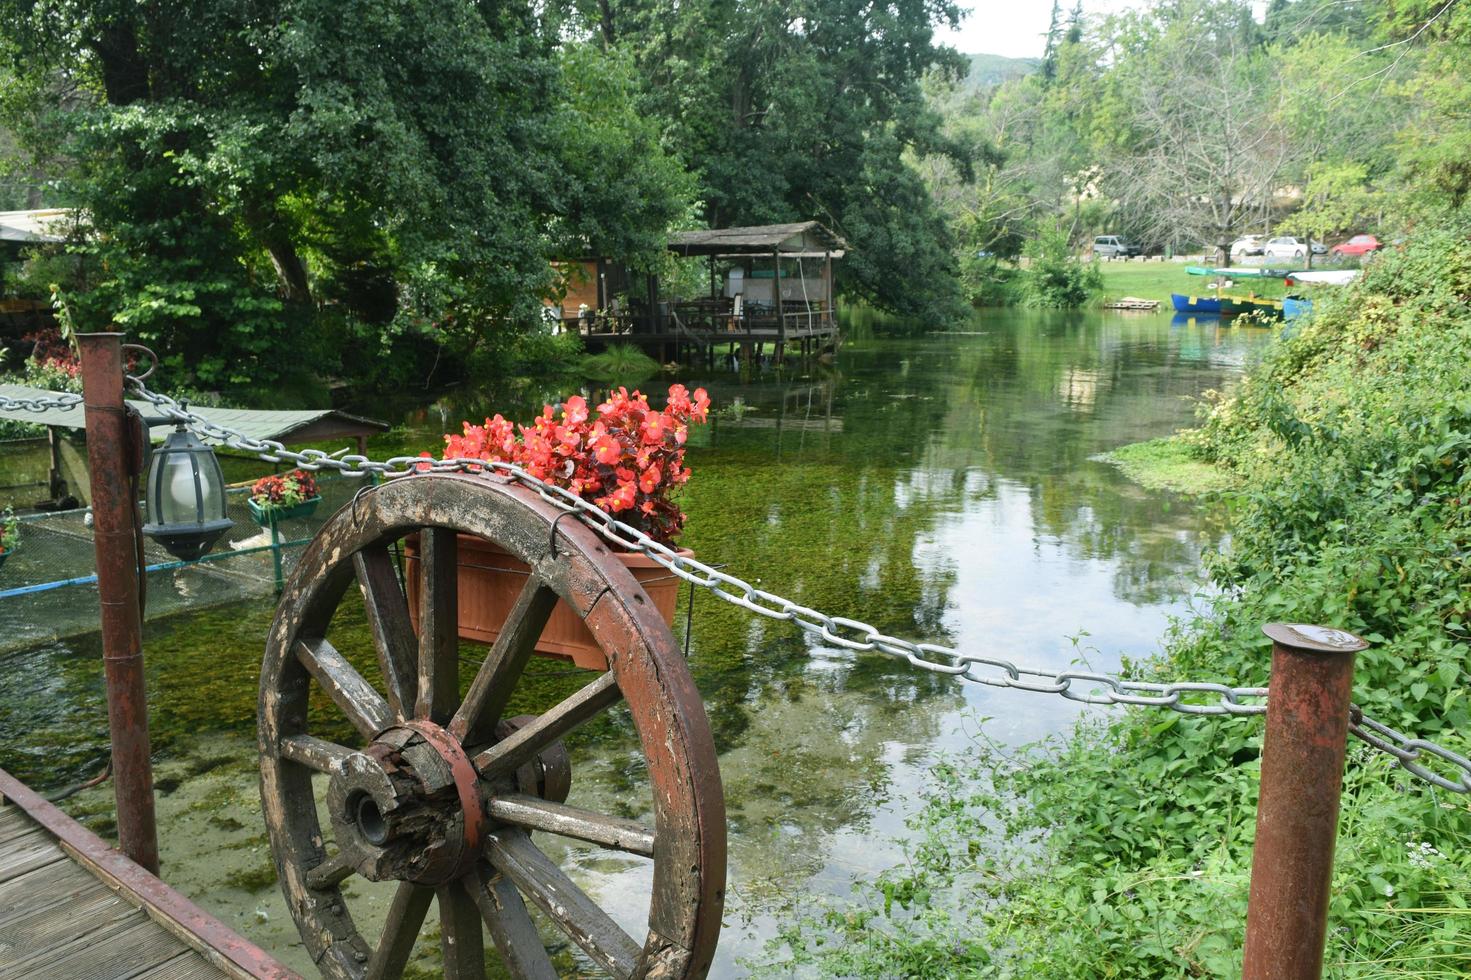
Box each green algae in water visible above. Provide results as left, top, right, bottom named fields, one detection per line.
left=1095, top=436, right=1236, bottom=495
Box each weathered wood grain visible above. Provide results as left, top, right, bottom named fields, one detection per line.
left=486, top=829, right=641, bottom=980
left=450, top=574, right=558, bottom=745
left=487, top=795, right=655, bottom=857
left=296, top=637, right=392, bottom=738
left=470, top=864, right=558, bottom=980
left=437, top=879, right=486, bottom=980
left=472, top=671, right=621, bottom=779
left=364, top=882, right=432, bottom=980
left=354, top=545, right=419, bottom=721
left=278, top=734, right=353, bottom=775
left=416, top=527, right=460, bottom=724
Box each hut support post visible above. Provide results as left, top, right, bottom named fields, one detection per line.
left=773, top=250, right=785, bottom=364
left=78, top=331, right=160, bottom=874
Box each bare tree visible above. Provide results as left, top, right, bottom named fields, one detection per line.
left=1100, top=2, right=1289, bottom=263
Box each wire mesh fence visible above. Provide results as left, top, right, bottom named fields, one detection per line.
left=0, top=472, right=369, bottom=654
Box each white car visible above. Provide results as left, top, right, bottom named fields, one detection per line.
left=1262, top=236, right=1310, bottom=262
left=1231, top=235, right=1266, bottom=257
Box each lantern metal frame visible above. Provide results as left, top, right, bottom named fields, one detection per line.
left=141, top=423, right=233, bottom=561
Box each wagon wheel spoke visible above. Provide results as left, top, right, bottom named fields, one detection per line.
left=354, top=544, right=418, bottom=721
left=469, top=863, right=558, bottom=980
left=472, top=671, right=622, bottom=781
left=438, top=878, right=487, bottom=980
left=450, top=574, right=559, bottom=745
left=365, top=882, right=433, bottom=980
left=488, top=795, right=655, bottom=858
left=304, top=850, right=356, bottom=891
left=278, top=734, right=353, bottom=774
left=416, top=527, right=460, bottom=724
left=296, top=637, right=392, bottom=738
left=486, top=829, right=641, bottom=980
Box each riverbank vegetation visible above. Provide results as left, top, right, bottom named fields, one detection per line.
left=761, top=201, right=1471, bottom=979
left=923, top=0, right=1469, bottom=309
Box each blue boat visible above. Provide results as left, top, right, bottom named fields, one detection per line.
left=1283, top=296, right=1312, bottom=320
left=1171, top=293, right=1252, bottom=315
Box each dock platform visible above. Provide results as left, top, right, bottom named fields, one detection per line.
left=0, top=767, right=297, bottom=980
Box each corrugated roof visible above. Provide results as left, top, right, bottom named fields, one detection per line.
left=0, top=383, right=388, bottom=445
left=0, top=209, right=78, bottom=244
left=668, top=221, right=849, bottom=256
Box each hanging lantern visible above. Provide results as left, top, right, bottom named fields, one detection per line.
left=142, top=425, right=233, bottom=561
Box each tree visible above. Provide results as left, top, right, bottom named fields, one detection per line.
left=1096, top=1, right=1287, bottom=263
left=0, top=0, right=693, bottom=391
left=556, top=0, right=971, bottom=323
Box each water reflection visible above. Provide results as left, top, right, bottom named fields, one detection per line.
left=0, top=309, right=1271, bottom=976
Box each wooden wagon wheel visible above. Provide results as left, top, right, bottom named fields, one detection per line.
left=258, top=472, right=725, bottom=979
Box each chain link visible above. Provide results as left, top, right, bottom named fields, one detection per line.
left=0, top=391, right=85, bottom=414
left=122, top=378, right=1471, bottom=795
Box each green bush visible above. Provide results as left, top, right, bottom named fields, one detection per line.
left=1018, top=223, right=1103, bottom=309
left=762, top=220, right=1471, bottom=976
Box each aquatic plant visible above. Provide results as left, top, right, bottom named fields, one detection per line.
left=442, top=384, right=709, bottom=545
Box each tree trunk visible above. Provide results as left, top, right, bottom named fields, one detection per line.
left=245, top=205, right=313, bottom=304
left=93, top=23, right=150, bottom=106
left=596, top=0, right=616, bottom=46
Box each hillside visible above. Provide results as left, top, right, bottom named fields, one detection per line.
left=964, top=52, right=1041, bottom=89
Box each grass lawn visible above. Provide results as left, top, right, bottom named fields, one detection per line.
left=1095, top=260, right=1288, bottom=303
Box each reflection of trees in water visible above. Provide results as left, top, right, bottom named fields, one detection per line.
left=827, top=313, right=1260, bottom=603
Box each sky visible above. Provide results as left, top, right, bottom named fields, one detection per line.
left=936, top=0, right=1267, bottom=59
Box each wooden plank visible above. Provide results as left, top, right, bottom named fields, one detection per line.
left=354, top=545, right=418, bottom=721
left=486, top=829, right=640, bottom=980
left=7, top=914, right=200, bottom=980
left=0, top=885, right=140, bottom=973
left=0, top=767, right=298, bottom=980
left=416, top=527, right=460, bottom=724
left=134, top=952, right=233, bottom=980
left=0, top=828, right=66, bottom=882
left=487, top=795, right=654, bottom=857
left=473, top=672, right=621, bottom=779
left=470, top=865, right=558, bottom=980
left=0, top=807, right=35, bottom=845
left=0, top=859, right=103, bottom=926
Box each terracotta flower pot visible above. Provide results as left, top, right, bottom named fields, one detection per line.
left=402, top=532, right=686, bottom=671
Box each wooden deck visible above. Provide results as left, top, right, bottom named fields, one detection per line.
left=0, top=768, right=299, bottom=980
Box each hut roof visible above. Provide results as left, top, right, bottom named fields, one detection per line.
left=0, top=383, right=389, bottom=446
left=0, top=209, right=78, bottom=244
left=668, top=221, right=848, bottom=257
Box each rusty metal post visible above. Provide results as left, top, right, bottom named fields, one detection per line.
left=1243, top=623, right=1367, bottom=980
left=79, top=332, right=160, bottom=874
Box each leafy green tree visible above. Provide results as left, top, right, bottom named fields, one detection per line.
left=0, top=0, right=693, bottom=392
left=559, top=0, right=971, bottom=323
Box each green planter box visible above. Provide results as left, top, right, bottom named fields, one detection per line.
left=248, top=495, right=322, bottom=527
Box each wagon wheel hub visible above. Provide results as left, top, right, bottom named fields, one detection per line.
left=326, top=721, right=483, bottom=885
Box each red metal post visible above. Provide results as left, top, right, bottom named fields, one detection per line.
left=1243, top=623, right=1367, bottom=980
left=79, top=331, right=160, bottom=874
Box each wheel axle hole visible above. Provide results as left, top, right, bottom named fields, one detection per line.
left=350, top=792, right=389, bottom=846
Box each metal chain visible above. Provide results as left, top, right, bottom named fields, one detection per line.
left=0, top=391, right=84, bottom=413
left=124, top=378, right=1471, bottom=794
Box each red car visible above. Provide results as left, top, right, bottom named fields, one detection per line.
left=1330, top=234, right=1381, bottom=259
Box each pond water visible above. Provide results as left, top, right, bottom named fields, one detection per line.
left=0, top=309, right=1271, bottom=977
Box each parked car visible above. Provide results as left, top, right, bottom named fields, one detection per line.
left=1262, top=236, right=1311, bottom=262
left=1092, top=235, right=1143, bottom=259
left=1330, top=234, right=1382, bottom=259
left=1231, top=235, right=1266, bottom=257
